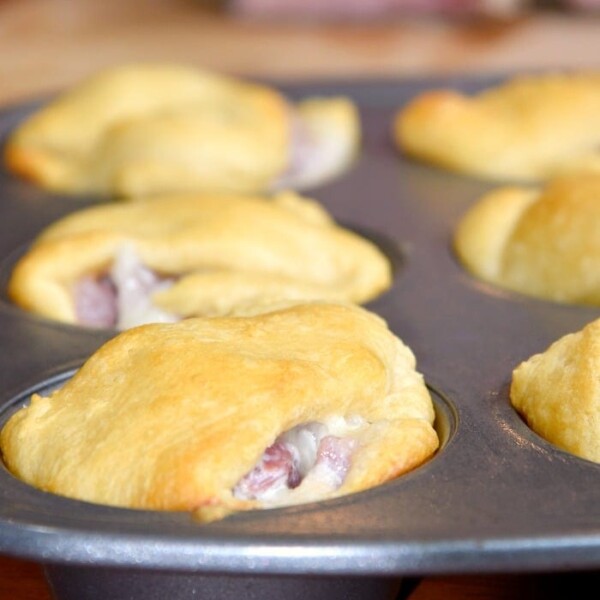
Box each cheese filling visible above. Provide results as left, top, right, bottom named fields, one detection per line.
left=74, top=244, right=178, bottom=330
left=272, top=114, right=350, bottom=191
left=233, top=416, right=366, bottom=507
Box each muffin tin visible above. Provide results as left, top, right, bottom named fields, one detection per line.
left=0, top=75, right=599, bottom=600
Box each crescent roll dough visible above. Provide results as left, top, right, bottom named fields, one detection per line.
left=8, top=191, right=392, bottom=329
left=394, top=72, right=600, bottom=181
left=511, top=318, right=600, bottom=464
left=4, top=63, right=359, bottom=197
left=0, top=302, right=439, bottom=520
left=453, top=174, right=600, bottom=305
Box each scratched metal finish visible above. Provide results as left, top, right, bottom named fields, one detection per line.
left=0, top=76, right=598, bottom=600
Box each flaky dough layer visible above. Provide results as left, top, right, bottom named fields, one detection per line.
left=8, top=191, right=392, bottom=324
left=394, top=72, right=600, bottom=182
left=453, top=174, right=600, bottom=306
left=511, top=318, right=600, bottom=464
left=0, top=302, right=439, bottom=519
left=5, top=63, right=359, bottom=197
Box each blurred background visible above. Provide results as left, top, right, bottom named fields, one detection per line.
left=0, top=0, right=598, bottom=105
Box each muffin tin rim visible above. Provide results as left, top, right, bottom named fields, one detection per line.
left=0, top=74, right=599, bottom=578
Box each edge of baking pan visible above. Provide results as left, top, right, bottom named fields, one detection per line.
left=0, top=72, right=599, bottom=578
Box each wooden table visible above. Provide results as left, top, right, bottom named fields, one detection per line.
left=0, top=1, right=599, bottom=598
left=1, top=0, right=600, bottom=105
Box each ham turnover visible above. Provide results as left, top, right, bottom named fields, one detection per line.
left=453, top=174, right=600, bottom=306
left=394, top=71, right=600, bottom=182
left=8, top=191, right=392, bottom=329
left=511, top=317, right=600, bottom=464
left=0, top=302, right=439, bottom=520
left=5, top=63, right=360, bottom=197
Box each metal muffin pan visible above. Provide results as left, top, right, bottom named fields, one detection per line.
left=0, top=75, right=598, bottom=600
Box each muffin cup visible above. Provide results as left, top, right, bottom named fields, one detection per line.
left=0, top=75, right=599, bottom=600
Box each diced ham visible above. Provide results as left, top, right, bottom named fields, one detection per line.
left=271, top=115, right=317, bottom=190
left=232, top=441, right=301, bottom=500
left=313, top=435, right=357, bottom=489
left=73, top=244, right=178, bottom=330
left=233, top=419, right=361, bottom=505
left=111, top=244, right=178, bottom=330
left=272, top=110, right=359, bottom=191
left=74, top=275, right=118, bottom=328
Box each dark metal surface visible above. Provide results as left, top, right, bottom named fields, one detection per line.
left=0, top=76, right=599, bottom=590
left=44, top=566, right=402, bottom=600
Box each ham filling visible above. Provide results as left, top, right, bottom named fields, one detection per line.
left=74, top=244, right=178, bottom=330
left=272, top=113, right=349, bottom=191
left=72, top=111, right=346, bottom=328
left=233, top=416, right=365, bottom=506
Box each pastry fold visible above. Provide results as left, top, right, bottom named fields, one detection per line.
left=5, top=63, right=360, bottom=197
left=394, top=72, right=600, bottom=181
left=0, top=302, right=439, bottom=520
left=8, top=191, right=392, bottom=328
left=511, top=317, right=600, bottom=464
left=453, top=174, right=600, bottom=306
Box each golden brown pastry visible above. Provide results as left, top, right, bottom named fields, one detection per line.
left=511, top=317, right=600, bottom=464
left=453, top=174, right=600, bottom=305
left=394, top=71, right=600, bottom=181
left=0, top=302, right=439, bottom=520
left=5, top=63, right=360, bottom=197
left=8, top=191, right=392, bottom=329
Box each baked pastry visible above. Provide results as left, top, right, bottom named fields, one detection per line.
left=8, top=191, right=392, bottom=329
left=511, top=317, right=600, bottom=464
left=453, top=173, right=600, bottom=305
left=394, top=71, right=600, bottom=181
left=0, top=302, right=439, bottom=520
left=4, top=63, right=360, bottom=197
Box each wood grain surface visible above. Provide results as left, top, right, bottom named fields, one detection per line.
left=1, top=0, right=600, bottom=105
